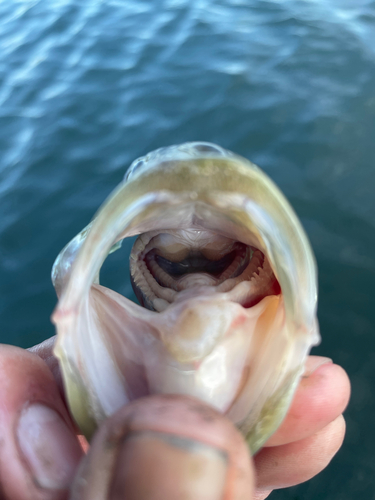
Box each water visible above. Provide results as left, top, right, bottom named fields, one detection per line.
left=1, top=0, right=375, bottom=497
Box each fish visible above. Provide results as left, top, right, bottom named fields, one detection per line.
left=51, top=142, right=320, bottom=453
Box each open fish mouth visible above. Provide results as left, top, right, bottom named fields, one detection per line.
left=51, top=142, right=320, bottom=453
left=130, top=229, right=280, bottom=312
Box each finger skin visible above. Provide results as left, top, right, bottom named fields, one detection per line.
left=265, top=360, right=350, bottom=447
left=71, top=395, right=254, bottom=500
left=0, top=345, right=83, bottom=500
left=28, top=337, right=63, bottom=397
left=255, top=415, right=346, bottom=491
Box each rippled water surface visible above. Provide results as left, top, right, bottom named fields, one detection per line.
left=1, top=0, right=375, bottom=498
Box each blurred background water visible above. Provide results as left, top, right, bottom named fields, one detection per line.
left=1, top=0, right=375, bottom=497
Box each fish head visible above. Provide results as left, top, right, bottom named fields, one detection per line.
left=51, top=142, right=320, bottom=453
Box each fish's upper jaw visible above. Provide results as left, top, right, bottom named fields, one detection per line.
left=124, top=142, right=233, bottom=183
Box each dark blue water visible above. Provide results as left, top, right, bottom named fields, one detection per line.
left=1, top=0, right=375, bottom=498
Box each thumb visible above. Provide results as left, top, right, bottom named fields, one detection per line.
left=71, top=395, right=254, bottom=500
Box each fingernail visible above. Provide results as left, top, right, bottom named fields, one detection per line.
left=17, top=404, right=83, bottom=490
left=110, top=431, right=228, bottom=500
left=304, top=356, right=333, bottom=377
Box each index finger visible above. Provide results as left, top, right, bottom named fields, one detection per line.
left=264, top=356, right=350, bottom=447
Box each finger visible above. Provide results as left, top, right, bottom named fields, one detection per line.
left=28, top=336, right=63, bottom=395
left=71, top=395, right=254, bottom=500
left=265, top=357, right=350, bottom=447
left=254, top=414, right=346, bottom=491
left=0, top=345, right=84, bottom=500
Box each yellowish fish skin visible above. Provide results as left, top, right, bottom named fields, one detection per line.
left=51, top=143, right=320, bottom=453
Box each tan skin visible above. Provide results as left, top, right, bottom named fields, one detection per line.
left=0, top=338, right=350, bottom=500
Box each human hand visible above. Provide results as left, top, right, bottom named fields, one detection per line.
left=0, top=340, right=350, bottom=499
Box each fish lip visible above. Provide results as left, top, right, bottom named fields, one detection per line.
left=124, top=142, right=234, bottom=183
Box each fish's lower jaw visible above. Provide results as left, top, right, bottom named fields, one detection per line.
left=64, top=287, right=298, bottom=450
left=240, top=363, right=304, bottom=454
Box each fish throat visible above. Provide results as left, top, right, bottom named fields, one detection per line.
left=130, top=229, right=281, bottom=313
